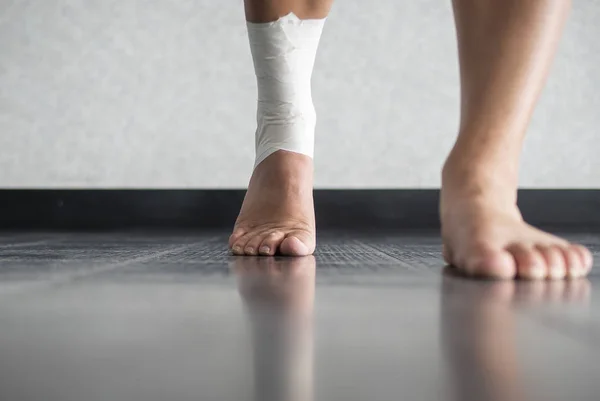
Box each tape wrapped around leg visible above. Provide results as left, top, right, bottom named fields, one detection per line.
left=247, top=12, right=325, bottom=168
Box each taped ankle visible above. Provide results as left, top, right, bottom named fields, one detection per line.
left=246, top=12, right=325, bottom=168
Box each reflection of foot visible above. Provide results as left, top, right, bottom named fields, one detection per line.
left=441, top=272, right=522, bottom=401
left=234, top=256, right=316, bottom=401
left=233, top=255, right=316, bottom=313
left=441, top=159, right=593, bottom=280
left=442, top=268, right=591, bottom=306
left=229, top=151, right=315, bottom=256
left=441, top=273, right=590, bottom=401
left=513, top=278, right=591, bottom=306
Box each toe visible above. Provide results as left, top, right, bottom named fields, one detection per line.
left=572, top=244, right=593, bottom=274
left=507, top=244, right=546, bottom=280
left=537, top=245, right=566, bottom=280
left=258, top=231, right=286, bottom=256
left=461, top=246, right=517, bottom=279
left=244, top=231, right=271, bottom=256
left=229, top=228, right=246, bottom=249
left=560, top=245, right=585, bottom=278
left=280, top=230, right=315, bottom=256
left=231, top=232, right=255, bottom=255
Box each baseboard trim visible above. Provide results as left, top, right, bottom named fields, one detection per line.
left=0, top=189, right=598, bottom=230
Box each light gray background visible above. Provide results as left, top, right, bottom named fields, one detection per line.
left=1, top=0, right=598, bottom=188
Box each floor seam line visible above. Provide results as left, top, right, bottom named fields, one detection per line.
left=0, top=244, right=194, bottom=296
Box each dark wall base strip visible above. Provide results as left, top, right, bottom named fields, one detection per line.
left=0, top=189, right=598, bottom=230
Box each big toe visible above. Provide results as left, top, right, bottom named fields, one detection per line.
left=280, top=231, right=314, bottom=256
left=460, top=246, right=517, bottom=279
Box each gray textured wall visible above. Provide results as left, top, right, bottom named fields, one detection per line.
left=1, top=0, right=598, bottom=188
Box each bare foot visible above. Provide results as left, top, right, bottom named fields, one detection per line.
left=229, top=150, right=315, bottom=256
left=441, top=159, right=594, bottom=280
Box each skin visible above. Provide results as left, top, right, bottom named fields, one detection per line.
left=230, top=1, right=334, bottom=257
left=244, top=0, right=334, bottom=22
left=231, top=0, right=594, bottom=280
left=441, top=0, right=593, bottom=279
left=234, top=256, right=316, bottom=401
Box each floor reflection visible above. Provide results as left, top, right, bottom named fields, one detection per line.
left=233, top=257, right=316, bottom=401
left=230, top=258, right=593, bottom=401
left=441, top=268, right=591, bottom=401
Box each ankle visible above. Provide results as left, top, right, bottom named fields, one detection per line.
left=254, top=149, right=312, bottom=173
left=249, top=151, right=313, bottom=193
left=441, top=150, right=518, bottom=205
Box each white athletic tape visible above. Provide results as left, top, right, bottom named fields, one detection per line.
left=247, top=12, right=325, bottom=168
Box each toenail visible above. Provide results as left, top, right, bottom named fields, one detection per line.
left=260, top=246, right=270, bottom=254
left=530, top=265, right=546, bottom=279
left=246, top=247, right=255, bottom=254
left=549, top=267, right=564, bottom=279
left=232, top=246, right=242, bottom=254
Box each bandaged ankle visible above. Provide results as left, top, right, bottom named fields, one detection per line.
left=246, top=12, right=325, bottom=168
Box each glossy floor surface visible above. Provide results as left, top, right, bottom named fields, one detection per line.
left=0, top=231, right=599, bottom=401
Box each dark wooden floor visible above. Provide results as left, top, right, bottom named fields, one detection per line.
left=0, top=231, right=599, bottom=401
